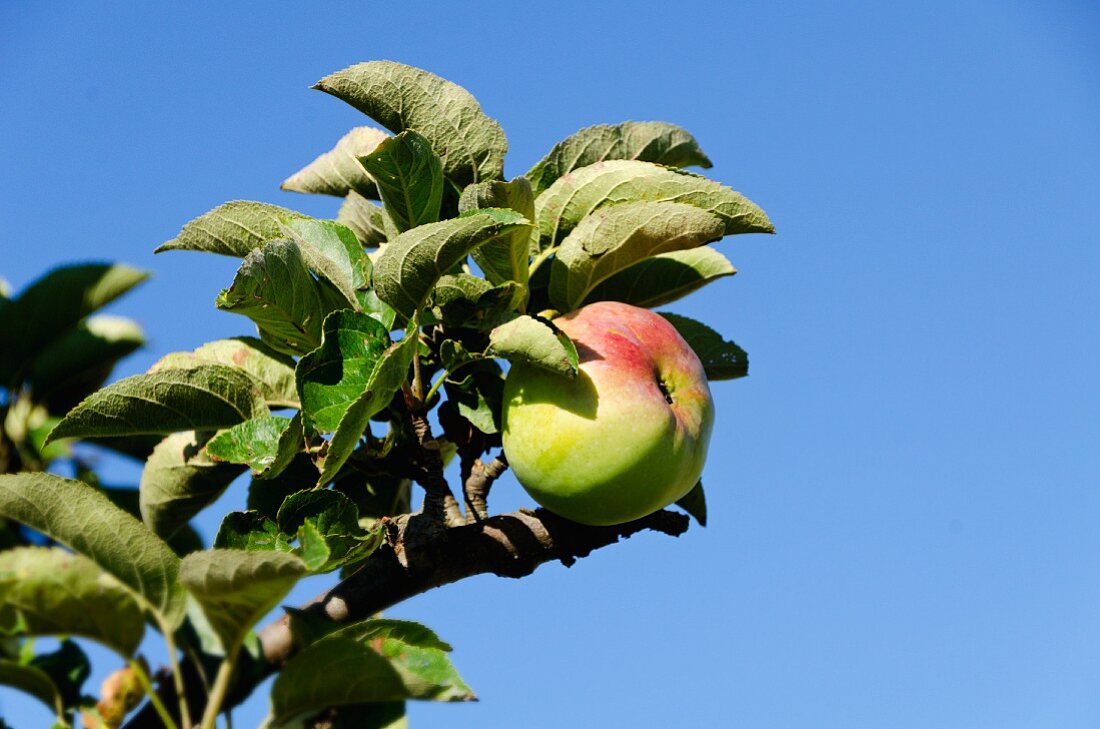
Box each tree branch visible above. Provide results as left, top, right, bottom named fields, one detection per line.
left=462, top=453, right=507, bottom=523
left=123, top=507, right=689, bottom=728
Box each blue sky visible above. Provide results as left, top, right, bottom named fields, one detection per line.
left=2, top=1, right=1099, bottom=727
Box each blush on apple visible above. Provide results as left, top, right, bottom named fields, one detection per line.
left=501, top=301, right=714, bottom=526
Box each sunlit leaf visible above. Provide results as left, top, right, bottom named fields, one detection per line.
left=205, top=414, right=302, bottom=479
left=296, top=311, right=392, bottom=433
left=140, top=430, right=245, bottom=540
left=0, top=473, right=185, bottom=627
left=526, top=121, right=712, bottom=194
left=534, top=160, right=773, bottom=251
left=47, top=365, right=266, bottom=442
left=548, top=201, right=725, bottom=311
left=318, top=331, right=418, bottom=486
left=314, top=60, right=507, bottom=187
left=279, top=218, right=372, bottom=310
left=282, top=126, right=388, bottom=198
left=488, top=315, right=578, bottom=378
left=458, top=177, right=535, bottom=287
left=180, top=549, right=306, bottom=650
left=337, top=191, right=388, bottom=248
left=155, top=201, right=309, bottom=257
left=373, top=209, right=530, bottom=320
left=0, top=547, right=144, bottom=656
left=359, top=130, right=444, bottom=233
left=584, top=246, right=736, bottom=308
left=216, top=239, right=348, bottom=356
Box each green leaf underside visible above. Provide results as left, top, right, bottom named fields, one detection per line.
left=0, top=660, right=63, bottom=716
left=0, top=473, right=186, bottom=627
left=47, top=364, right=266, bottom=443
left=458, top=177, right=536, bottom=288
left=314, top=60, right=507, bottom=188
left=206, top=414, right=301, bottom=477
left=337, top=191, right=388, bottom=248
left=271, top=619, right=473, bottom=723
left=585, top=246, right=736, bottom=308
left=675, top=481, right=707, bottom=527
left=156, top=201, right=310, bottom=257
left=297, top=311, right=392, bottom=434
left=280, top=218, right=372, bottom=311
left=282, top=126, right=388, bottom=198
left=217, top=239, right=348, bottom=356
left=430, top=274, right=520, bottom=330
left=179, top=549, right=306, bottom=650
left=0, top=547, right=144, bottom=656
left=658, top=313, right=749, bottom=380
left=534, top=160, right=774, bottom=251
left=140, top=431, right=246, bottom=539
left=373, top=209, right=530, bottom=319
left=318, top=330, right=419, bottom=485
left=488, top=315, right=579, bottom=378
left=548, top=201, right=725, bottom=311
left=526, top=121, right=712, bottom=195
left=359, top=129, right=444, bottom=233
left=153, top=336, right=300, bottom=407
left=0, top=263, right=148, bottom=386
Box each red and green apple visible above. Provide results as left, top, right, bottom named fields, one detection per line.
left=502, top=301, right=713, bottom=526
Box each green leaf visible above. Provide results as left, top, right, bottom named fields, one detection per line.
left=658, top=313, right=748, bottom=381
left=488, top=314, right=578, bottom=378
left=458, top=177, right=535, bottom=288
left=156, top=201, right=310, bottom=257
left=319, top=331, right=418, bottom=485
left=527, top=121, right=712, bottom=195
left=282, top=126, right=388, bottom=198
left=0, top=263, right=148, bottom=387
left=337, top=191, right=388, bottom=248
left=0, top=473, right=186, bottom=627
left=152, top=337, right=300, bottom=408
left=140, top=431, right=246, bottom=540
left=442, top=365, right=505, bottom=435
left=0, top=659, right=65, bottom=718
left=296, top=311, right=392, bottom=433
left=534, top=160, right=774, bottom=251
left=27, top=640, right=90, bottom=712
left=429, top=274, right=520, bottom=330
left=271, top=620, right=474, bottom=723
left=26, top=315, right=144, bottom=412
left=675, top=480, right=707, bottom=527
left=548, top=201, right=726, bottom=311
left=214, top=512, right=292, bottom=552
left=584, top=246, right=736, bottom=308
left=277, top=490, right=382, bottom=572
left=373, top=209, right=531, bottom=320
left=314, top=60, right=507, bottom=188
left=217, top=239, right=349, bottom=356
left=47, top=365, right=267, bottom=443
left=206, top=414, right=302, bottom=479
left=179, top=549, right=306, bottom=651
left=279, top=218, right=373, bottom=311
left=0, top=547, right=145, bottom=656
left=358, top=130, right=444, bottom=234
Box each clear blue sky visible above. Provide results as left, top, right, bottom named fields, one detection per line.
left=3, top=2, right=1099, bottom=727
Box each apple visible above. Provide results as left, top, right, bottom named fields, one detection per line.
left=501, top=301, right=714, bottom=526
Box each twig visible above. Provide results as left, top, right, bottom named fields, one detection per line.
left=124, top=507, right=690, bottom=728
left=463, top=453, right=508, bottom=523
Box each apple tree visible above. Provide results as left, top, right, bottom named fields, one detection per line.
left=0, top=61, right=772, bottom=728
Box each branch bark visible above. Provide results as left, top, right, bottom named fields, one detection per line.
left=123, top=507, right=689, bottom=728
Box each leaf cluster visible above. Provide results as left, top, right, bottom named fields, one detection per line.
left=0, top=59, right=771, bottom=727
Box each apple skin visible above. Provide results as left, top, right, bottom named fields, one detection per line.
left=501, top=301, right=714, bottom=526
